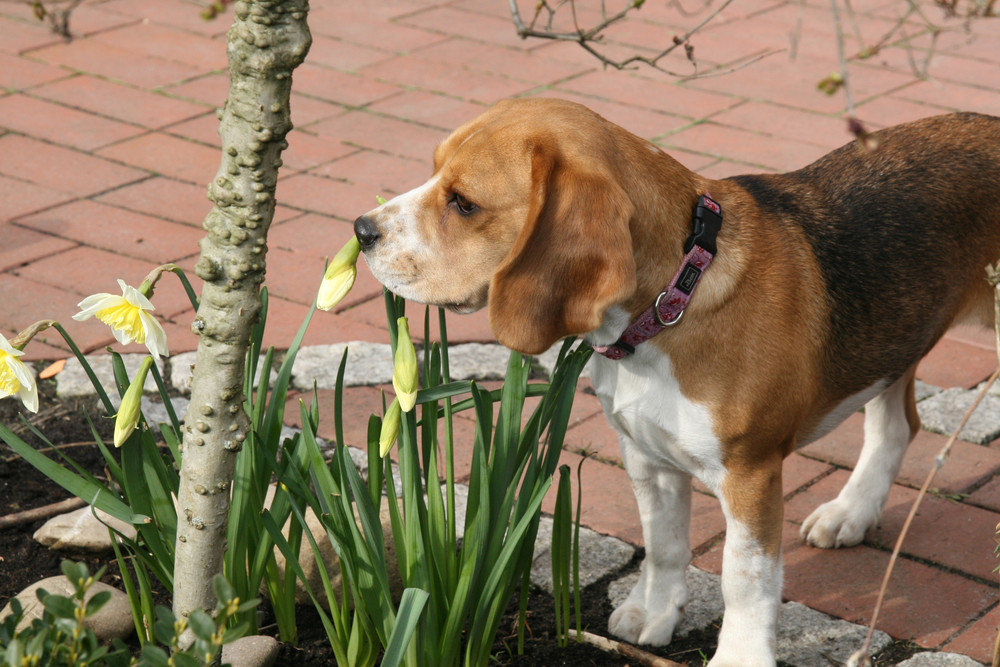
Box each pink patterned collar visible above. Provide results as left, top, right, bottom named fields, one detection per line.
left=592, top=194, right=722, bottom=360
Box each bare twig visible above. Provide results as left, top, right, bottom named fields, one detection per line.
left=0, top=497, right=86, bottom=530
left=571, top=629, right=686, bottom=667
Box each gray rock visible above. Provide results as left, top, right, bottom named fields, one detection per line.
left=291, top=343, right=393, bottom=390
left=140, top=395, right=189, bottom=431
left=532, top=344, right=591, bottom=380
left=221, top=635, right=279, bottom=667
left=607, top=566, right=724, bottom=638
left=531, top=518, right=634, bottom=593
left=57, top=353, right=163, bottom=398
left=914, top=380, right=942, bottom=402
left=445, top=343, right=513, bottom=381
left=896, top=653, right=984, bottom=667
left=917, top=387, right=1000, bottom=443
left=33, top=506, right=136, bottom=552
left=1, top=576, right=133, bottom=639
left=776, top=601, right=891, bottom=667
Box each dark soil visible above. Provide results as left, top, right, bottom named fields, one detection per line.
left=0, top=378, right=924, bottom=666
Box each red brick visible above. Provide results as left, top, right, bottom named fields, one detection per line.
left=399, top=6, right=526, bottom=47
left=263, top=296, right=389, bottom=351
left=163, top=72, right=228, bottom=108
left=361, top=55, right=535, bottom=105
left=97, top=132, right=220, bottom=186
left=787, top=470, right=1000, bottom=581
left=90, top=22, right=227, bottom=70
left=14, top=246, right=194, bottom=319
left=30, top=38, right=204, bottom=89
left=895, top=79, right=1000, bottom=117
left=918, top=336, right=998, bottom=388
left=800, top=412, right=1000, bottom=494
left=695, top=520, right=996, bottom=647
left=945, top=325, right=997, bottom=352
left=412, top=38, right=592, bottom=87
left=313, top=9, right=449, bottom=53
left=34, top=75, right=210, bottom=129
left=162, top=112, right=222, bottom=148
left=556, top=69, right=738, bottom=120
left=311, top=150, right=429, bottom=197
left=853, top=94, right=954, bottom=129
left=292, top=63, right=403, bottom=107
left=942, top=604, right=1000, bottom=664
left=0, top=222, right=76, bottom=272
left=366, top=90, right=488, bottom=133
left=95, top=177, right=211, bottom=227
left=303, top=35, right=393, bottom=72
left=533, top=89, right=691, bottom=141
left=310, top=111, right=449, bottom=162
left=96, top=0, right=229, bottom=38
left=0, top=51, right=70, bottom=90
left=0, top=273, right=116, bottom=352
left=965, top=473, right=1000, bottom=512
left=0, top=174, right=74, bottom=222
left=0, top=135, right=145, bottom=196
left=0, top=15, right=64, bottom=54
left=709, top=102, right=851, bottom=151
left=280, top=129, right=355, bottom=172
left=275, top=172, right=382, bottom=221
left=564, top=412, right=622, bottom=464
left=16, top=200, right=203, bottom=264
left=660, top=121, right=831, bottom=172
left=286, top=93, right=344, bottom=128
left=0, top=94, right=143, bottom=150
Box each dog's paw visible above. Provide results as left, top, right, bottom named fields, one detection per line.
left=800, top=498, right=874, bottom=548
left=608, top=601, right=682, bottom=646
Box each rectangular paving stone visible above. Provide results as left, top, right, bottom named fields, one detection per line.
left=0, top=222, right=76, bottom=272
left=97, top=132, right=220, bottom=186
left=0, top=174, right=74, bottom=222
left=310, top=111, right=449, bottom=162
left=942, top=604, right=1000, bottom=664
left=918, top=336, right=998, bottom=389
left=0, top=51, right=70, bottom=90
left=17, top=200, right=203, bottom=264
left=0, top=135, right=146, bottom=197
left=94, top=177, right=211, bottom=227
left=0, top=93, right=143, bottom=150
left=29, top=37, right=203, bottom=89
left=33, top=74, right=211, bottom=129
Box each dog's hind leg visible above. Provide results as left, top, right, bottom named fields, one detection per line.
left=800, top=365, right=920, bottom=548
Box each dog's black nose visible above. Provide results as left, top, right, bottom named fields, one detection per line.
left=354, top=215, right=381, bottom=249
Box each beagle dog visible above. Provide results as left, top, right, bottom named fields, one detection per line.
left=352, top=98, right=1000, bottom=666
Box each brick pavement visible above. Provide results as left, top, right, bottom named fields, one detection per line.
left=2, top=0, right=1000, bottom=662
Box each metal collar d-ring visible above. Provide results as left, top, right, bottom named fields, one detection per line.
left=654, top=291, right=685, bottom=327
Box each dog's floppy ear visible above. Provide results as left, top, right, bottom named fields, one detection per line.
left=489, top=148, right=636, bottom=355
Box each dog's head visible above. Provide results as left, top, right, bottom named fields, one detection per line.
left=354, top=98, right=637, bottom=354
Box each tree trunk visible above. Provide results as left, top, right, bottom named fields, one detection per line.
left=173, top=0, right=310, bottom=638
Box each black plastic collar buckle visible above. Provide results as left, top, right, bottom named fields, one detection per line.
left=683, top=195, right=723, bottom=255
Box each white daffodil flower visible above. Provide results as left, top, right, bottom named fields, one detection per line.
left=0, top=334, right=38, bottom=413
left=317, top=236, right=361, bottom=311
left=73, top=279, right=169, bottom=358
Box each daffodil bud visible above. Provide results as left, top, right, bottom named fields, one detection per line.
left=317, top=236, right=361, bottom=311
left=379, top=397, right=402, bottom=458
left=114, top=356, right=154, bottom=448
left=392, top=317, right=418, bottom=412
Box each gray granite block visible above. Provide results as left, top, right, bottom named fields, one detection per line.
left=57, top=353, right=163, bottom=398
left=917, top=387, right=1000, bottom=444
left=531, top=518, right=635, bottom=593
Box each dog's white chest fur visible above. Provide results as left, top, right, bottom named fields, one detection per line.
left=586, top=309, right=726, bottom=490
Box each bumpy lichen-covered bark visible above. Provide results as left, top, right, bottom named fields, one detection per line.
left=173, top=0, right=310, bottom=635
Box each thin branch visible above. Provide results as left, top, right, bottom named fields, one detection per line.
left=571, top=630, right=686, bottom=667
left=0, top=497, right=86, bottom=530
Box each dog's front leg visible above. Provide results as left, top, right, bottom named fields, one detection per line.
left=709, top=457, right=784, bottom=667
left=609, top=441, right=692, bottom=646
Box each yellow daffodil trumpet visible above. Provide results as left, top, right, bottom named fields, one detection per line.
left=73, top=279, right=169, bottom=358
left=0, top=333, right=39, bottom=413
left=392, top=317, right=418, bottom=412
left=317, top=236, right=361, bottom=311
left=379, top=397, right=402, bottom=458
left=114, top=356, right=154, bottom=448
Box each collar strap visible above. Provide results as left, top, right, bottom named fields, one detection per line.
left=593, top=194, right=722, bottom=360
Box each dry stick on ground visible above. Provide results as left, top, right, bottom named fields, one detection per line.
left=0, top=497, right=86, bottom=530
left=848, top=262, right=1000, bottom=667
left=572, top=630, right=686, bottom=667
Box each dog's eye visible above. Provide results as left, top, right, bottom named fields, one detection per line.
left=452, top=193, right=478, bottom=216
